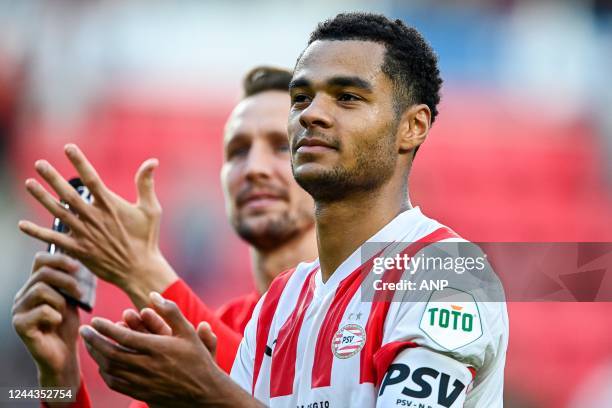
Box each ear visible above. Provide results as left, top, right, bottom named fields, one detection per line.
left=397, top=104, right=431, bottom=154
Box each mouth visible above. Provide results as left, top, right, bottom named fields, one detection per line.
left=238, top=191, right=285, bottom=210
left=295, top=137, right=338, bottom=154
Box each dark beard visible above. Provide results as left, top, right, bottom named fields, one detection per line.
left=293, top=134, right=397, bottom=202
left=235, top=211, right=302, bottom=251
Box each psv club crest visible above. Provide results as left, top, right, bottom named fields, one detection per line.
left=332, top=323, right=366, bottom=359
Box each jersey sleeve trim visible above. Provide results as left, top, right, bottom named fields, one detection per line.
left=373, top=340, right=420, bottom=386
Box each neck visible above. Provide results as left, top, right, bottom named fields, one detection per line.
left=250, top=224, right=318, bottom=293
left=315, top=180, right=410, bottom=282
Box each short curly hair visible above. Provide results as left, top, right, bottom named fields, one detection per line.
left=242, top=66, right=292, bottom=98
left=307, top=12, right=442, bottom=124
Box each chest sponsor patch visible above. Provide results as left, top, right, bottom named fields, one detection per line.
left=419, top=288, right=483, bottom=350
left=332, top=323, right=366, bottom=359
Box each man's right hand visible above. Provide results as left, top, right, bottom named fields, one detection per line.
left=12, top=252, right=82, bottom=389
left=17, top=144, right=178, bottom=308
left=120, top=307, right=217, bottom=359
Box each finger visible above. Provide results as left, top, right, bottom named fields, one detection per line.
left=98, top=369, right=147, bottom=397
left=64, top=144, right=108, bottom=200
left=24, top=178, right=85, bottom=234
left=16, top=255, right=80, bottom=303
left=14, top=278, right=74, bottom=316
left=18, top=220, right=80, bottom=253
left=135, top=159, right=161, bottom=212
left=31, top=252, right=80, bottom=276
left=81, top=328, right=150, bottom=390
left=149, top=292, right=193, bottom=337
left=33, top=160, right=91, bottom=217
left=98, top=370, right=133, bottom=394
left=79, top=322, right=150, bottom=396
left=80, top=325, right=146, bottom=368
left=140, top=308, right=172, bottom=336
left=80, top=326, right=106, bottom=363
left=122, top=309, right=148, bottom=333
left=197, top=321, right=217, bottom=356
left=13, top=304, right=63, bottom=339
left=89, top=317, right=157, bottom=353
left=33, top=266, right=81, bottom=297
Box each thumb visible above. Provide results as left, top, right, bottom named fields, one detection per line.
left=197, top=321, right=217, bottom=357
left=149, top=292, right=192, bottom=337
left=135, top=158, right=161, bottom=211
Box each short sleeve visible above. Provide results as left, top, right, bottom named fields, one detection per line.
left=374, top=240, right=508, bottom=407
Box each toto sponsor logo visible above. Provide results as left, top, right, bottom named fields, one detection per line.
left=332, top=323, right=366, bottom=359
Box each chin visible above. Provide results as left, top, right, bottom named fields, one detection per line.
left=235, top=212, right=298, bottom=250
left=240, top=211, right=281, bottom=224
left=293, top=162, right=331, bottom=181
left=236, top=217, right=274, bottom=238
left=293, top=165, right=350, bottom=202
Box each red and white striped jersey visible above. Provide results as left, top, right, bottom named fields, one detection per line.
left=231, top=207, right=508, bottom=407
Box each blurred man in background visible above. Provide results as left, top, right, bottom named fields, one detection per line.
left=12, top=66, right=317, bottom=405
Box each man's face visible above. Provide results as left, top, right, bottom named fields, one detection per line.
left=288, top=40, right=400, bottom=202
left=221, top=91, right=314, bottom=250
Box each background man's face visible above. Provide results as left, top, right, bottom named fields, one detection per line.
left=288, top=40, right=400, bottom=202
left=221, top=91, right=314, bottom=250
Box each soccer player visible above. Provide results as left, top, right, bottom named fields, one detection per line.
left=12, top=66, right=317, bottom=406
left=227, top=14, right=509, bottom=407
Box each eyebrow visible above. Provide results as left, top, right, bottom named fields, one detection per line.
left=225, top=128, right=288, bottom=146
left=224, top=132, right=247, bottom=147
left=289, top=76, right=373, bottom=92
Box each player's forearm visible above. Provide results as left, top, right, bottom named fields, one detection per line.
left=37, top=359, right=81, bottom=408
left=39, top=374, right=88, bottom=408
left=34, top=348, right=81, bottom=390
left=38, top=368, right=79, bottom=390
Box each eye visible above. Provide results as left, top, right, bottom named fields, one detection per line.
left=338, top=93, right=361, bottom=102
left=291, top=94, right=311, bottom=105
left=276, top=142, right=290, bottom=153
left=227, top=145, right=249, bottom=160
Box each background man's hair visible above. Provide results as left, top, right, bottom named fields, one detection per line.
left=307, top=12, right=442, bottom=125
left=242, top=66, right=292, bottom=98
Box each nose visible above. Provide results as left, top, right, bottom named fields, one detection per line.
left=244, top=142, right=273, bottom=182
left=299, top=95, right=333, bottom=130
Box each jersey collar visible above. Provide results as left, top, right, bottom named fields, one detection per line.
left=313, top=206, right=427, bottom=294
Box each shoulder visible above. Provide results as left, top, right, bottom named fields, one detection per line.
left=248, top=260, right=319, bottom=322
left=218, top=292, right=260, bottom=314
left=265, top=260, right=319, bottom=301
left=217, top=291, right=261, bottom=333
left=379, top=221, right=508, bottom=368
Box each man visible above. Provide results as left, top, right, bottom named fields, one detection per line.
left=24, top=12, right=509, bottom=407
left=12, top=66, right=317, bottom=405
